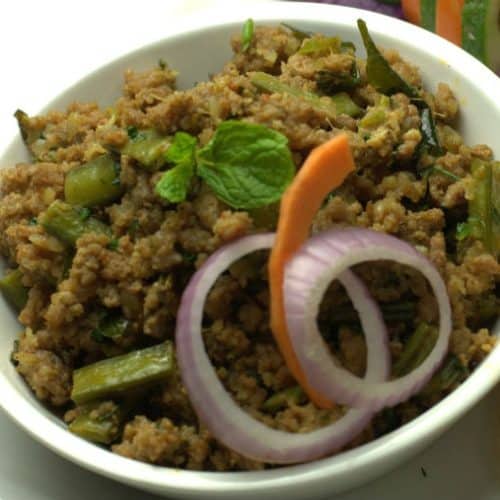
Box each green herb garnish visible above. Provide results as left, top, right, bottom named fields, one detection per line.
left=196, top=121, right=295, bottom=209
left=155, top=132, right=197, bottom=204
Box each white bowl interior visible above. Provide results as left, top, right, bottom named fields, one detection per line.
left=0, top=3, right=499, bottom=499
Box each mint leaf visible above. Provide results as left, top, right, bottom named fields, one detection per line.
left=196, top=121, right=295, bottom=209
left=241, top=18, right=254, bottom=52
left=156, top=162, right=194, bottom=203
left=165, top=131, right=197, bottom=165
left=155, top=132, right=197, bottom=203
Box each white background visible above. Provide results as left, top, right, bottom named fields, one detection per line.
left=1, top=1, right=500, bottom=499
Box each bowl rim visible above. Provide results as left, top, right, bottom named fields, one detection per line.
left=0, top=1, right=499, bottom=496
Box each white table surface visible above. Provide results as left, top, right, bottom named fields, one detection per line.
left=1, top=1, right=500, bottom=499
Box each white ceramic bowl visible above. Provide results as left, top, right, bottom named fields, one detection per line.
left=0, top=3, right=499, bottom=499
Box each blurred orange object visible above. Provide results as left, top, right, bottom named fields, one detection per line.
left=436, top=0, right=465, bottom=45
left=402, top=0, right=421, bottom=25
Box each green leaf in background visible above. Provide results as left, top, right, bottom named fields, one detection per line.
left=196, top=120, right=295, bottom=209
left=462, top=0, right=500, bottom=70
left=420, top=0, right=437, bottom=31
left=155, top=132, right=197, bottom=203
left=241, top=18, right=255, bottom=52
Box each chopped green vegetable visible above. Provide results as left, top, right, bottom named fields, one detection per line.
left=122, top=129, right=170, bottom=170
left=262, top=385, right=306, bottom=413
left=250, top=71, right=362, bottom=118
left=40, top=200, right=111, bottom=247
left=359, top=96, right=390, bottom=129
left=64, top=155, right=123, bottom=207
left=155, top=132, right=197, bottom=204
left=196, top=121, right=295, bottom=209
left=68, top=401, right=123, bottom=444
left=0, top=268, right=28, bottom=311
left=393, top=323, right=438, bottom=377
left=421, top=355, right=468, bottom=396
left=463, top=159, right=500, bottom=256
left=298, top=36, right=341, bottom=56
left=71, top=341, right=175, bottom=405
left=241, top=18, right=255, bottom=52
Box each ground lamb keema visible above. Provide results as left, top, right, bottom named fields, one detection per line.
left=0, top=22, right=498, bottom=470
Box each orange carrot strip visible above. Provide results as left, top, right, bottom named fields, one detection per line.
left=268, top=133, right=356, bottom=409
left=402, top=0, right=422, bottom=26
left=436, top=0, right=464, bottom=46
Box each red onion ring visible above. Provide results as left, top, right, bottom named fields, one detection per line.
left=284, top=228, right=452, bottom=412
left=176, top=233, right=390, bottom=463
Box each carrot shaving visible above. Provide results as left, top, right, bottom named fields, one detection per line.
left=436, top=0, right=464, bottom=46
left=268, top=133, right=356, bottom=409
left=402, top=0, right=422, bottom=26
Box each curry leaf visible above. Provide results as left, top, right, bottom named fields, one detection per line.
left=196, top=121, right=295, bottom=209
left=357, top=19, right=444, bottom=156
left=357, top=18, right=417, bottom=97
